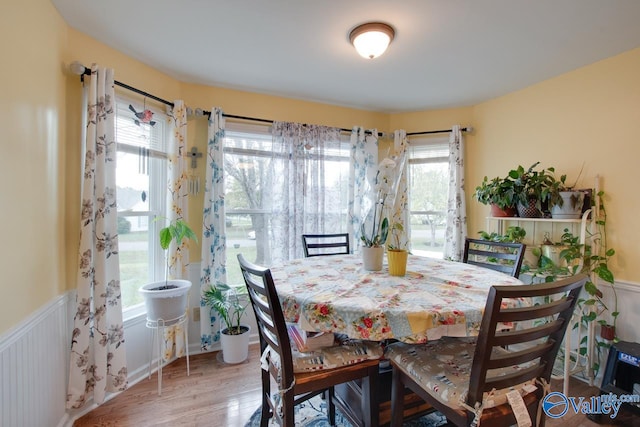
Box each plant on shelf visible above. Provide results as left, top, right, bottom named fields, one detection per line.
left=546, top=165, right=587, bottom=219
left=478, top=225, right=526, bottom=244
left=473, top=175, right=519, bottom=216
left=508, top=162, right=557, bottom=217
left=203, top=283, right=249, bottom=336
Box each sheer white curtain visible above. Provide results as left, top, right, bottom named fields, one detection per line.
left=443, top=125, right=467, bottom=261
left=200, top=107, right=226, bottom=351
left=269, top=122, right=343, bottom=263
left=348, top=127, right=378, bottom=252
left=390, top=130, right=410, bottom=250
left=67, top=65, right=127, bottom=409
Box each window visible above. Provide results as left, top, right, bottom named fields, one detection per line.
left=115, top=96, right=169, bottom=311
left=223, top=123, right=351, bottom=285
left=408, top=137, right=449, bottom=258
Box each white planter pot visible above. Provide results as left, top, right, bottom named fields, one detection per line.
left=361, top=246, right=384, bottom=271
left=220, top=325, right=251, bottom=364
left=139, top=279, right=191, bottom=323
left=550, top=191, right=585, bottom=219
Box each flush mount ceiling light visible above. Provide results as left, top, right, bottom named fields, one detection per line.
left=349, top=22, right=395, bottom=59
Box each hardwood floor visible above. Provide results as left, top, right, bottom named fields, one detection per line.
left=74, top=343, right=640, bottom=426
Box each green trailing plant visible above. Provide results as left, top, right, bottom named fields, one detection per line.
left=525, top=192, right=617, bottom=376
left=478, top=226, right=526, bottom=243
left=156, top=218, right=197, bottom=286
left=203, top=283, right=249, bottom=335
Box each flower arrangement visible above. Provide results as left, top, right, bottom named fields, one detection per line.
left=359, top=154, right=406, bottom=248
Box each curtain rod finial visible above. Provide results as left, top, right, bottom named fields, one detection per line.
left=70, top=61, right=87, bottom=76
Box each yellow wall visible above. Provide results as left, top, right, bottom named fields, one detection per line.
left=1, top=0, right=638, bottom=335
left=468, top=47, right=640, bottom=282
left=0, top=0, right=69, bottom=333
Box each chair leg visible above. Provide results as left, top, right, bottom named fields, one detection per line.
left=327, top=387, right=336, bottom=425
left=390, top=366, right=405, bottom=427
left=260, top=370, right=271, bottom=427
left=282, top=388, right=295, bottom=427
left=362, top=364, right=380, bottom=427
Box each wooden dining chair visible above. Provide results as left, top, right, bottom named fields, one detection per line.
left=463, top=237, right=526, bottom=278
left=387, top=273, right=587, bottom=427
left=302, top=233, right=350, bottom=257
left=237, top=254, right=381, bottom=427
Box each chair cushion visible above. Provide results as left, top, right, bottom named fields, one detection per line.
left=290, top=332, right=383, bottom=373
left=385, top=337, right=537, bottom=410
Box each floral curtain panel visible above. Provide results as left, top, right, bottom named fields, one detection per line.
left=67, top=65, right=127, bottom=409
left=269, top=122, right=344, bottom=263
left=160, top=100, right=189, bottom=361
left=348, top=127, right=378, bottom=252
left=443, top=125, right=467, bottom=261
left=200, top=107, right=226, bottom=351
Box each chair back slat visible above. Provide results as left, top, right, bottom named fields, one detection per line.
left=484, top=364, right=546, bottom=392
left=302, top=233, right=350, bottom=257
left=493, top=319, right=564, bottom=347
left=497, top=296, right=575, bottom=322
left=487, top=340, right=554, bottom=369
left=467, top=274, right=587, bottom=406
left=238, top=254, right=295, bottom=386
left=463, top=238, right=526, bottom=278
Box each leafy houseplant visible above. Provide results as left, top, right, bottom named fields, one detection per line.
left=203, top=283, right=249, bottom=335
left=473, top=175, right=519, bottom=216
left=509, top=162, right=556, bottom=217
left=138, top=218, right=198, bottom=322
left=203, top=283, right=251, bottom=364
left=158, top=218, right=198, bottom=287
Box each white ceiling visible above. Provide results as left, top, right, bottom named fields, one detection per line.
left=52, top=0, right=640, bottom=113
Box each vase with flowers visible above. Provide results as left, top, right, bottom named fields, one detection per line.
left=359, top=154, right=405, bottom=271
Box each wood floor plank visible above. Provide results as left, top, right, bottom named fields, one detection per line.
left=74, top=343, right=640, bottom=426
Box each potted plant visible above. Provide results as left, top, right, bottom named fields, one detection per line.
left=139, top=218, right=197, bottom=322
left=473, top=175, right=518, bottom=217
left=546, top=166, right=586, bottom=219
left=509, top=162, right=556, bottom=218
left=359, top=156, right=398, bottom=271
left=387, top=222, right=408, bottom=276
left=203, top=283, right=251, bottom=364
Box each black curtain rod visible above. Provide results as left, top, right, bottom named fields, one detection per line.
left=80, top=66, right=469, bottom=137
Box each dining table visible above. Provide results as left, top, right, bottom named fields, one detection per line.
left=270, top=253, right=525, bottom=344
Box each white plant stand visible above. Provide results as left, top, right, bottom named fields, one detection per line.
left=145, top=313, right=190, bottom=395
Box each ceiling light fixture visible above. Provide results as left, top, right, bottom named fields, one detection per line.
left=349, top=22, right=395, bottom=59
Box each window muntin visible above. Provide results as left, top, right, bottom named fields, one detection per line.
left=115, top=96, right=168, bottom=311
left=408, top=138, right=449, bottom=258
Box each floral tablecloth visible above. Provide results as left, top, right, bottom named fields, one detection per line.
left=270, top=254, right=524, bottom=343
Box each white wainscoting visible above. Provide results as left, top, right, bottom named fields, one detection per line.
left=0, top=294, right=70, bottom=427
